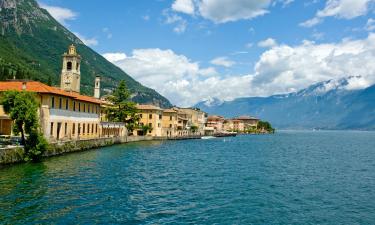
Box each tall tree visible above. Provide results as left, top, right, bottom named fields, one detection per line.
left=1, top=91, right=48, bottom=161
left=106, top=81, right=139, bottom=132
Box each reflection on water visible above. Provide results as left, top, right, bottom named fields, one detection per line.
left=1, top=132, right=375, bottom=224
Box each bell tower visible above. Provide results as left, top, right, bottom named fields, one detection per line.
left=60, top=44, right=81, bottom=93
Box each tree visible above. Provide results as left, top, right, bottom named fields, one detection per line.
left=1, top=91, right=48, bottom=161
left=190, top=125, right=198, bottom=133
left=141, top=124, right=153, bottom=136
left=257, top=121, right=275, bottom=133
left=106, top=80, right=139, bottom=132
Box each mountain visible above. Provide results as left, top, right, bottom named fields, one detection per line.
left=195, top=77, right=375, bottom=130
left=0, top=0, right=172, bottom=108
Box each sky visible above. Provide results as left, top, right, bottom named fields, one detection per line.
left=38, top=0, right=375, bottom=106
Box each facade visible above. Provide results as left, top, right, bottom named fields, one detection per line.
left=134, top=104, right=163, bottom=136
left=176, top=108, right=206, bottom=135
left=223, top=119, right=245, bottom=132
left=234, top=116, right=259, bottom=129
left=161, top=109, right=178, bottom=137
left=0, top=81, right=102, bottom=141
left=206, top=115, right=225, bottom=133
left=0, top=45, right=127, bottom=142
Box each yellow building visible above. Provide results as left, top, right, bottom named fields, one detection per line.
left=0, top=81, right=102, bottom=142
left=0, top=45, right=128, bottom=142
left=162, top=109, right=178, bottom=137
left=134, top=104, right=163, bottom=136
left=176, top=108, right=206, bottom=135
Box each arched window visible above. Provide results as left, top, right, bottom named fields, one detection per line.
left=67, top=62, right=72, bottom=71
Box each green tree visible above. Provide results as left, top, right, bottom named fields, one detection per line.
left=106, top=80, right=139, bottom=132
left=257, top=121, right=275, bottom=133
left=141, top=124, right=153, bottom=136
left=190, top=125, right=198, bottom=133
left=1, top=90, right=48, bottom=161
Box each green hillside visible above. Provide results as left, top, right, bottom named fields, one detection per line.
left=0, top=0, right=172, bottom=107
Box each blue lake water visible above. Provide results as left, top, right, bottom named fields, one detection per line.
left=1, top=131, right=375, bottom=224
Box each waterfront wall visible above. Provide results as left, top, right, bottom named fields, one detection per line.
left=0, top=136, right=155, bottom=165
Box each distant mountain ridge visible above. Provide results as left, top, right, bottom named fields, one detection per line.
left=195, top=77, right=375, bottom=130
left=0, top=0, right=172, bottom=107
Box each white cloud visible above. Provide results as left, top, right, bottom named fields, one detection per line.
left=163, top=10, right=188, bottom=34
left=39, top=3, right=77, bottom=25
left=366, top=18, right=375, bottom=31
left=210, top=57, right=236, bottom=67
left=301, top=0, right=373, bottom=27
left=103, top=53, right=127, bottom=62
left=73, top=32, right=98, bottom=46
left=198, top=0, right=271, bottom=23
left=251, top=33, right=375, bottom=96
left=104, top=34, right=375, bottom=106
left=172, top=0, right=195, bottom=15
left=258, top=38, right=277, bottom=48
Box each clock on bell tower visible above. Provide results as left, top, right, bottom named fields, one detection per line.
left=60, top=44, right=81, bottom=93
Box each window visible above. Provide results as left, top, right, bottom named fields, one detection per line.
left=79, top=103, right=81, bottom=112
left=149, top=114, right=152, bottom=119
left=67, top=61, right=72, bottom=71
left=59, top=98, right=62, bottom=109
left=51, top=97, right=55, bottom=108
left=78, top=123, right=81, bottom=135
left=170, top=116, right=172, bottom=121
left=73, top=123, right=76, bottom=135
left=140, top=114, right=143, bottom=118
left=87, top=123, right=90, bottom=134
left=96, top=124, right=98, bottom=134
left=50, top=122, right=54, bottom=136
left=158, top=123, right=161, bottom=128
left=76, top=62, right=80, bottom=70
left=169, top=124, right=172, bottom=128
left=92, top=124, right=94, bottom=134
left=149, top=123, right=152, bottom=128
left=159, top=115, right=162, bottom=119
left=73, top=101, right=76, bottom=111
left=88, top=105, right=91, bottom=113
left=65, top=123, right=67, bottom=135
left=83, top=124, right=85, bottom=134
left=65, top=99, right=69, bottom=110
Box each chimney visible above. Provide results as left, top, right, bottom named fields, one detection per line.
left=22, top=82, right=27, bottom=90
left=94, top=76, right=101, bottom=99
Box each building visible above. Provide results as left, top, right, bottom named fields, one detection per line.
left=0, top=81, right=102, bottom=141
left=176, top=108, right=206, bottom=135
left=206, top=115, right=225, bottom=133
left=234, top=116, right=259, bottom=129
left=0, top=45, right=127, bottom=142
left=134, top=104, right=163, bottom=136
left=162, top=109, right=178, bottom=137
left=223, top=119, right=245, bottom=132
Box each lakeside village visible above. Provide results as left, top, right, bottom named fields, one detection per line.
left=0, top=45, right=274, bottom=163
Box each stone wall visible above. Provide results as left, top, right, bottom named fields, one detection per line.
left=0, top=135, right=155, bottom=165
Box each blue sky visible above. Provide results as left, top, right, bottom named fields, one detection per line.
left=39, top=0, right=375, bottom=106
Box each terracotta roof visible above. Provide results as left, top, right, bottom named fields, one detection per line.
left=0, top=81, right=102, bottom=104
left=136, top=104, right=162, bottom=110
left=234, top=115, right=259, bottom=120
left=163, top=109, right=177, bottom=113
left=207, top=115, right=224, bottom=120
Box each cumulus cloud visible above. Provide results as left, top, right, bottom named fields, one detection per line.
left=258, top=38, right=277, bottom=48
left=163, top=10, right=188, bottom=34
left=197, top=0, right=271, bottom=23
left=39, top=3, right=77, bottom=25
left=252, top=33, right=375, bottom=96
left=172, top=0, right=195, bottom=15
left=366, top=18, right=375, bottom=31
left=73, top=32, right=98, bottom=46
left=210, top=57, right=236, bottom=67
left=301, top=0, right=373, bottom=27
left=104, top=34, right=375, bottom=106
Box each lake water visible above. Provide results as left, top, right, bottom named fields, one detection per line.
left=1, top=131, right=375, bottom=224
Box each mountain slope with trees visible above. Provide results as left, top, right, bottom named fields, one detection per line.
left=0, top=0, right=172, bottom=107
